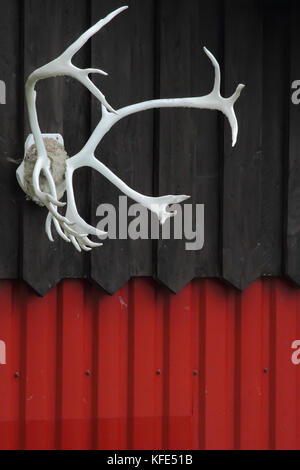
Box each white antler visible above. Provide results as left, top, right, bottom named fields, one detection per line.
left=20, top=6, right=245, bottom=252
left=24, top=6, right=128, bottom=248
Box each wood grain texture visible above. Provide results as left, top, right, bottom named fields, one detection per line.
left=286, top=0, right=300, bottom=284
left=156, top=0, right=223, bottom=292
left=192, top=0, right=223, bottom=281
left=22, top=0, right=65, bottom=295
left=60, top=0, right=92, bottom=280
left=222, top=0, right=263, bottom=290
left=261, top=0, right=289, bottom=278
left=90, top=0, right=154, bottom=293
left=156, top=0, right=196, bottom=293
left=0, top=0, right=21, bottom=278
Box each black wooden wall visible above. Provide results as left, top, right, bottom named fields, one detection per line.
left=0, top=0, right=299, bottom=295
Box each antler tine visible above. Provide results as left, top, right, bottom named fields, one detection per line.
left=203, top=47, right=221, bottom=95
left=203, top=47, right=245, bottom=146
left=27, top=5, right=129, bottom=114
left=63, top=6, right=128, bottom=62
left=61, top=5, right=129, bottom=114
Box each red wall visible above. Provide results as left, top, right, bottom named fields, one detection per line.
left=0, top=278, right=299, bottom=450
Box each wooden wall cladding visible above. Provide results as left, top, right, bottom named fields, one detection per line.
left=0, top=0, right=299, bottom=295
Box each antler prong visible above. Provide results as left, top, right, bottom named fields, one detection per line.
left=27, top=6, right=128, bottom=114
left=203, top=46, right=245, bottom=146
left=83, top=68, right=108, bottom=76
left=45, top=213, right=54, bottom=242
left=69, top=235, right=82, bottom=252
left=230, top=83, right=246, bottom=105
left=53, top=218, right=71, bottom=243
left=203, top=47, right=221, bottom=95
left=62, top=6, right=129, bottom=62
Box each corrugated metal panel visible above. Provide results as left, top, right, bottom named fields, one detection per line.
left=0, top=278, right=300, bottom=450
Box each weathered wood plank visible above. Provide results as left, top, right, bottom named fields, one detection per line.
left=286, top=0, right=300, bottom=284
left=261, top=0, right=289, bottom=278
left=22, top=0, right=65, bottom=295
left=0, top=0, right=21, bottom=278
left=156, top=0, right=222, bottom=292
left=222, top=0, right=263, bottom=290
left=192, top=0, right=223, bottom=281
left=90, top=0, right=154, bottom=293
left=60, top=0, right=92, bottom=280
left=127, top=0, right=154, bottom=278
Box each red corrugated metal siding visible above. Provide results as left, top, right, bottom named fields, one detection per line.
left=0, top=278, right=299, bottom=450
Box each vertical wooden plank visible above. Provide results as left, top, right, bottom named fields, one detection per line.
left=127, top=2, right=154, bottom=278
left=261, top=0, right=289, bottom=277
left=90, top=0, right=154, bottom=293
left=157, top=0, right=221, bottom=292
left=286, top=0, right=300, bottom=284
left=22, top=0, right=64, bottom=295
left=0, top=0, right=21, bottom=278
left=222, top=0, right=263, bottom=289
left=193, top=0, right=223, bottom=280
left=60, top=0, right=92, bottom=280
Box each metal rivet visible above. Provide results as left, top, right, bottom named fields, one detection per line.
left=263, top=368, right=268, bottom=373
left=85, top=369, right=91, bottom=376
left=193, top=370, right=198, bottom=376
left=156, top=369, right=161, bottom=375
left=14, top=372, right=20, bottom=379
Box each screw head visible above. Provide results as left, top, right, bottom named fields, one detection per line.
left=85, top=369, right=91, bottom=377
left=193, top=370, right=199, bottom=376
left=156, top=369, right=161, bottom=375
left=14, top=372, right=20, bottom=379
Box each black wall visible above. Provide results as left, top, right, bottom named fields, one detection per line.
left=0, top=0, right=299, bottom=295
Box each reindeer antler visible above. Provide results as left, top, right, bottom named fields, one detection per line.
left=23, top=6, right=128, bottom=248
left=19, top=6, right=245, bottom=252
